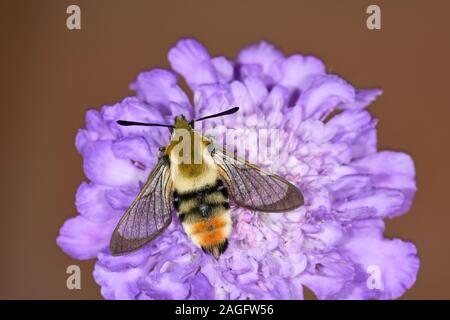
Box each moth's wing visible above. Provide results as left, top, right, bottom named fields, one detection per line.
left=110, top=156, right=173, bottom=255
left=211, top=144, right=304, bottom=212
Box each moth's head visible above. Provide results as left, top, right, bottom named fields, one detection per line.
left=172, top=107, right=239, bottom=130
left=173, top=114, right=192, bottom=132
left=167, top=114, right=194, bottom=155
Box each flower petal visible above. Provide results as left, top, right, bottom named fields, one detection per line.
left=97, top=249, right=153, bottom=271
left=101, top=97, right=168, bottom=144
left=139, top=273, right=190, bottom=300
left=94, top=259, right=149, bottom=299
left=261, top=85, right=290, bottom=117
left=329, top=174, right=372, bottom=200
left=111, top=136, right=154, bottom=169
left=237, top=41, right=284, bottom=84
left=189, top=272, right=215, bottom=299
left=130, top=69, right=192, bottom=117
left=341, top=221, right=419, bottom=299
left=168, top=39, right=217, bottom=89
left=230, top=81, right=255, bottom=112
left=326, top=110, right=377, bottom=159
left=277, top=54, right=326, bottom=91
left=299, top=75, right=355, bottom=120
left=211, top=56, right=234, bottom=83
left=138, top=244, right=205, bottom=299
left=244, top=77, right=269, bottom=108
left=75, top=182, right=119, bottom=222
left=75, top=110, right=115, bottom=154
left=269, top=277, right=304, bottom=300
left=351, top=127, right=377, bottom=159
left=194, top=83, right=232, bottom=119
left=335, top=189, right=405, bottom=219
left=104, top=187, right=138, bottom=210
left=299, top=252, right=357, bottom=299
left=302, top=221, right=344, bottom=251
left=83, top=140, right=149, bottom=188
left=341, top=89, right=382, bottom=110
left=327, top=110, right=373, bottom=142
left=351, top=151, right=417, bottom=216
left=57, top=215, right=119, bottom=260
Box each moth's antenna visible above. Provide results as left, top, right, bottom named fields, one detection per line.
left=190, top=107, right=239, bottom=125
left=116, top=120, right=174, bottom=128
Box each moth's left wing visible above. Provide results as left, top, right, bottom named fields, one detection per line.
left=109, top=156, right=173, bottom=255
left=211, top=144, right=304, bottom=212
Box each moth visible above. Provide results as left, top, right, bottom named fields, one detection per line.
left=110, top=107, right=304, bottom=257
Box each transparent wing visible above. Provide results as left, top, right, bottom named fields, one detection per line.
left=109, top=156, right=173, bottom=255
left=212, top=144, right=304, bottom=212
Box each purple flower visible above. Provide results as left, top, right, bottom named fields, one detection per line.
left=57, top=39, right=419, bottom=300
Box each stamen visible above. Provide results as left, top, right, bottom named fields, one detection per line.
left=130, top=159, right=146, bottom=170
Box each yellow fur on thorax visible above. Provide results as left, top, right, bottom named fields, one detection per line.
left=166, top=128, right=218, bottom=193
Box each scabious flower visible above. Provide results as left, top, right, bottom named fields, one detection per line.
left=57, top=39, right=419, bottom=300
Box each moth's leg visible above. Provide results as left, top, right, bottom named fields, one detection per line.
left=157, top=146, right=166, bottom=159
left=206, top=142, right=216, bottom=157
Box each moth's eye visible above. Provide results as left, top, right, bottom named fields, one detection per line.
left=169, top=127, right=174, bottom=134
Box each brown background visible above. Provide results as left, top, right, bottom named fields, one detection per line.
left=1, top=0, right=449, bottom=299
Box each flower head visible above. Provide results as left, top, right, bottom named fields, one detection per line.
left=57, top=39, right=419, bottom=299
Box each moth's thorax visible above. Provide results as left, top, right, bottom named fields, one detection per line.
left=166, top=128, right=217, bottom=193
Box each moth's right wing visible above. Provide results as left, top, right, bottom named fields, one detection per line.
left=109, top=156, right=173, bottom=255
left=211, top=143, right=304, bottom=212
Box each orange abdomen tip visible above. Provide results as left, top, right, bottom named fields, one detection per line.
left=191, top=215, right=228, bottom=235
left=197, top=229, right=227, bottom=247
left=187, top=214, right=231, bottom=257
